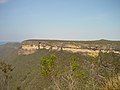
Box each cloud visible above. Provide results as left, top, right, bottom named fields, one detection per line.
left=0, top=0, right=9, bottom=4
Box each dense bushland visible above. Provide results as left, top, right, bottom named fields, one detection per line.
left=0, top=50, right=120, bottom=90
left=40, top=51, right=120, bottom=90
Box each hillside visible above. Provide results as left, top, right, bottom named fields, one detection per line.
left=0, top=42, right=20, bottom=61
left=0, top=49, right=119, bottom=90
left=0, top=40, right=120, bottom=90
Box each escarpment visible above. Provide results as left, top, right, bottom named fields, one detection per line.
left=18, top=40, right=80, bottom=55
left=18, top=39, right=120, bottom=55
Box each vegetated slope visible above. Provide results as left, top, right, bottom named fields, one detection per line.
left=78, top=39, right=120, bottom=51
left=0, top=40, right=120, bottom=90
left=0, top=42, right=20, bottom=61
left=6, top=49, right=120, bottom=90
left=9, top=49, right=68, bottom=90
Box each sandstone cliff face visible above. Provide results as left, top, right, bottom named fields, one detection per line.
left=18, top=39, right=120, bottom=55
left=18, top=40, right=97, bottom=55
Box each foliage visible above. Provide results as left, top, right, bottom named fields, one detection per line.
left=41, top=54, right=57, bottom=76
left=0, top=61, right=14, bottom=90
left=0, top=49, right=120, bottom=90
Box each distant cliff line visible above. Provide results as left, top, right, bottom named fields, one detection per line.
left=18, top=39, right=120, bottom=55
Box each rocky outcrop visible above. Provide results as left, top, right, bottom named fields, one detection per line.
left=18, top=40, right=81, bottom=55
left=18, top=39, right=120, bottom=55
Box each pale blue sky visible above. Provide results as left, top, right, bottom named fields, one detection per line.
left=0, top=0, right=120, bottom=41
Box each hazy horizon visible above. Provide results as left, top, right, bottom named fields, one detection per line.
left=0, top=0, right=120, bottom=41
left=0, top=38, right=120, bottom=43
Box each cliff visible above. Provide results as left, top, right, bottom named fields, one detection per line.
left=18, top=39, right=120, bottom=55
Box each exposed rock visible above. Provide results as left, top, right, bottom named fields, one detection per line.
left=18, top=39, right=120, bottom=55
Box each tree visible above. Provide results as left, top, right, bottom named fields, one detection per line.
left=40, top=54, right=61, bottom=90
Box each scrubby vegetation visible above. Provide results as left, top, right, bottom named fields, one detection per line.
left=0, top=61, right=14, bottom=90
left=40, top=51, right=120, bottom=90
left=0, top=49, right=119, bottom=90
left=0, top=40, right=120, bottom=90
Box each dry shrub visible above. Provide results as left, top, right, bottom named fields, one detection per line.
left=103, top=75, right=120, bottom=90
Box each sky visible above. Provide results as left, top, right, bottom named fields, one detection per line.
left=0, top=0, right=120, bottom=41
